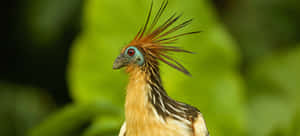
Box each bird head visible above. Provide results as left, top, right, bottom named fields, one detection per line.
left=113, top=0, right=199, bottom=76
left=112, top=46, right=145, bottom=70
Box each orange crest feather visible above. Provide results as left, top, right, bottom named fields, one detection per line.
left=124, top=0, right=200, bottom=76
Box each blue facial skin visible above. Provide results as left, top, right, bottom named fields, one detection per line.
left=125, top=46, right=144, bottom=66
left=112, top=46, right=145, bottom=69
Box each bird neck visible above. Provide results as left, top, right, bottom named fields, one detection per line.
left=124, top=65, right=155, bottom=127
left=125, top=63, right=166, bottom=118
left=125, top=62, right=199, bottom=124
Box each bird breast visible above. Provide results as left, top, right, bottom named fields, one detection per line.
left=125, top=70, right=192, bottom=136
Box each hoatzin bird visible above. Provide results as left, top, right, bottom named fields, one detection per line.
left=113, top=0, right=209, bottom=136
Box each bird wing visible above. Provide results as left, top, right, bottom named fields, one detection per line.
left=118, top=122, right=126, bottom=136
left=193, top=113, right=209, bottom=136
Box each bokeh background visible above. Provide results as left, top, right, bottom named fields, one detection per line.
left=1, top=0, right=300, bottom=136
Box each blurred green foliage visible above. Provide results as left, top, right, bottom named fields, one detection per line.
left=67, top=0, right=245, bottom=135
left=23, top=0, right=82, bottom=47
left=246, top=46, right=300, bottom=136
left=2, top=0, right=299, bottom=136
left=0, top=83, right=54, bottom=136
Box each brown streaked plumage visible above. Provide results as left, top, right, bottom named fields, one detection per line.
left=113, top=0, right=209, bottom=136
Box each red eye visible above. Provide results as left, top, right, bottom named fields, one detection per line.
left=127, top=48, right=135, bottom=56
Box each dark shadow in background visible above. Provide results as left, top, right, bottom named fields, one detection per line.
left=1, top=0, right=83, bottom=105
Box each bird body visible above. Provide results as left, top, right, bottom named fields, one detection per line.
left=113, top=1, right=209, bottom=136
left=124, top=68, right=190, bottom=136
left=118, top=65, right=208, bottom=136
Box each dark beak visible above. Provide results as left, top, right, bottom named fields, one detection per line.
left=113, top=54, right=129, bottom=69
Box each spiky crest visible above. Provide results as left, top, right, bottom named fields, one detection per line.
left=123, top=0, right=200, bottom=76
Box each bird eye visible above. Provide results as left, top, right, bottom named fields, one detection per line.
left=127, top=48, right=135, bottom=56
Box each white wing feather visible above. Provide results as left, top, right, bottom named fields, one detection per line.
left=118, top=122, right=126, bottom=136
left=193, top=113, right=209, bottom=136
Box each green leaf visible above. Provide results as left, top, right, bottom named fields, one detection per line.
left=29, top=103, right=120, bottom=136
left=82, top=115, right=122, bottom=136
